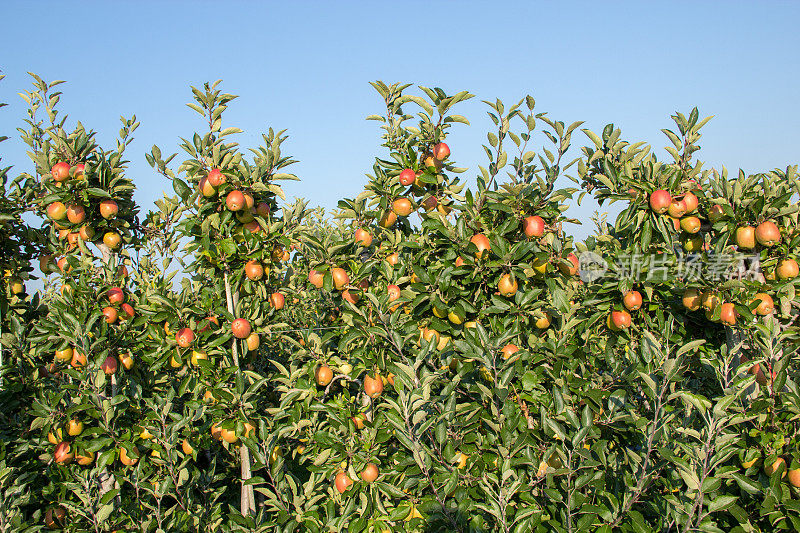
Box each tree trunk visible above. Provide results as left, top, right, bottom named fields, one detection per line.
left=223, top=272, right=256, bottom=516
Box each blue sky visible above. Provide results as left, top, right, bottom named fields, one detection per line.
left=1, top=1, right=798, bottom=240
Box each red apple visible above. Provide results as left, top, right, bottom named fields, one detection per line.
left=523, top=215, right=545, bottom=238
left=649, top=190, right=672, bottom=214
left=51, top=162, right=71, bottom=182
left=207, top=168, right=226, bottom=187
left=176, top=327, right=195, bottom=348
left=47, top=202, right=67, bottom=221
left=226, top=190, right=246, bottom=211
left=232, top=318, right=252, bottom=339
left=433, top=142, right=450, bottom=160
left=99, top=199, right=119, bottom=219
left=755, top=221, right=780, bottom=247
left=399, top=168, right=416, bottom=186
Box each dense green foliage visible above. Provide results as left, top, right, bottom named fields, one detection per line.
left=1, top=75, right=799, bottom=532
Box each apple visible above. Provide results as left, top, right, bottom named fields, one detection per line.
left=354, top=228, right=372, bottom=247
left=207, top=168, right=225, bottom=187
left=682, top=192, right=699, bottom=213
left=175, top=327, right=195, bottom=348
left=220, top=427, right=238, bottom=444
left=182, top=439, right=194, bottom=455
left=99, top=199, right=119, bottom=219
left=102, top=306, right=118, bottom=324
left=79, top=225, right=95, bottom=241
left=386, top=252, right=399, bottom=266
left=199, top=176, right=217, bottom=197
left=753, top=293, right=774, bottom=316
left=243, top=220, right=261, bottom=234
left=421, top=195, right=438, bottom=211
left=610, top=310, right=631, bottom=330
left=120, top=303, right=135, bottom=320
left=788, top=468, right=800, bottom=488
left=649, top=190, right=672, bottom=214
left=682, top=288, right=701, bottom=311
left=120, top=353, right=134, bottom=370
left=470, top=234, right=491, bottom=259
left=501, top=344, right=519, bottom=360
left=433, top=142, right=450, bottom=160
left=360, top=463, right=379, bottom=483
left=364, top=373, right=384, bottom=398
left=254, top=202, right=270, bottom=217
left=119, top=447, right=139, bottom=466
left=387, top=284, right=401, bottom=303
left=707, top=204, right=725, bottom=223
left=315, top=365, right=333, bottom=386
left=54, top=441, right=73, bottom=464
left=455, top=256, right=465, bottom=267
left=235, top=209, right=254, bottom=223
left=342, top=290, right=359, bottom=305
left=226, top=190, right=246, bottom=211
left=399, top=168, right=416, bottom=186
left=334, top=471, right=353, bottom=493
left=680, top=216, right=701, bottom=234
left=392, top=198, right=413, bottom=217
left=245, top=260, right=264, bottom=281
left=72, top=163, right=86, bottom=179
left=559, top=253, right=579, bottom=276
left=683, top=234, right=703, bottom=252
left=232, top=318, right=251, bottom=339
left=735, top=226, right=755, bottom=250
left=103, top=232, right=122, bottom=249
left=755, top=220, right=780, bottom=247
left=270, top=292, right=285, bottom=310
left=498, top=273, right=518, bottom=297
left=107, top=287, right=124, bottom=304
left=45, top=506, right=66, bottom=529
left=47, top=202, right=67, bottom=221
left=190, top=350, right=207, bottom=366
left=66, top=204, right=86, bottom=224
left=623, top=291, right=642, bottom=311
left=719, top=302, right=737, bottom=326
left=378, top=210, right=397, bottom=228
left=246, top=333, right=260, bottom=350
left=55, top=347, right=74, bottom=362
left=701, top=291, right=720, bottom=311
left=777, top=258, right=799, bottom=280
left=243, top=193, right=254, bottom=210
left=331, top=267, right=349, bottom=290
left=66, top=419, right=84, bottom=436
left=51, top=162, right=70, bottom=182
left=101, top=355, right=118, bottom=375
left=308, top=269, right=324, bottom=288
left=523, top=215, right=545, bottom=238
left=667, top=198, right=687, bottom=218
left=764, top=457, right=786, bottom=478
left=534, top=313, right=551, bottom=329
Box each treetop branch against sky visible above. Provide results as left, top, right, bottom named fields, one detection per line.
left=1, top=0, right=798, bottom=240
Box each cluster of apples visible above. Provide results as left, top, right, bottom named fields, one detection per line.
left=607, top=290, right=642, bottom=331
left=48, top=418, right=95, bottom=467
left=169, top=316, right=257, bottom=369
left=46, top=162, right=123, bottom=251
left=648, top=188, right=706, bottom=249
left=307, top=265, right=369, bottom=306
left=198, top=168, right=272, bottom=235
left=740, top=452, right=800, bottom=488
left=101, top=286, right=135, bottom=325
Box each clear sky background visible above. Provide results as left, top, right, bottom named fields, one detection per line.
left=1, top=1, right=798, bottom=241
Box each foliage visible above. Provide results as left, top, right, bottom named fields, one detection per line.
left=0, top=74, right=799, bottom=532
